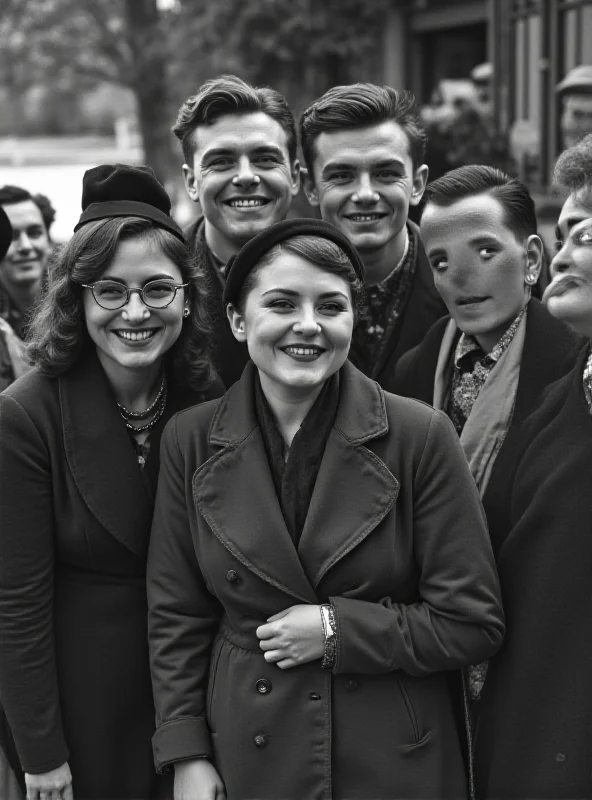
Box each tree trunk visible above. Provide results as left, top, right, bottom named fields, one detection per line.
left=123, top=0, right=175, bottom=185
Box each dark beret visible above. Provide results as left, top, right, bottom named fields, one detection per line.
left=222, top=218, right=365, bottom=306
left=74, top=163, right=184, bottom=241
left=0, top=205, right=12, bottom=262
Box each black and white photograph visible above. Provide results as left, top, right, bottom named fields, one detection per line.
left=0, top=1, right=591, bottom=798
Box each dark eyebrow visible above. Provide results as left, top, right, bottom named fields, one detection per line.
left=467, top=234, right=501, bottom=246
left=201, top=147, right=236, bottom=160
left=561, top=214, right=591, bottom=234
left=321, top=162, right=354, bottom=177
left=100, top=273, right=178, bottom=285
left=261, top=288, right=350, bottom=300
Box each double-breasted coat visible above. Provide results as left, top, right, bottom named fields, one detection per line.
left=0, top=349, right=216, bottom=799
left=475, top=345, right=592, bottom=799
left=147, top=360, right=505, bottom=800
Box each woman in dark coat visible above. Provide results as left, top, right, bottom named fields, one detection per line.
left=474, top=134, right=592, bottom=799
left=147, top=218, right=505, bottom=800
left=0, top=164, right=220, bottom=800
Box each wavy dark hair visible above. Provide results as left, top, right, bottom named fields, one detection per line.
left=173, top=74, right=297, bottom=164
left=553, top=132, right=592, bottom=200
left=300, top=84, right=427, bottom=174
left=27, top=217, right=215, bottom=391
left=235, top=234, right=366, bottom=324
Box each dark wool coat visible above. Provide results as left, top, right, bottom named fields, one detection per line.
left=0, top=350, right=218, bottom=799
left=392, top=299, right=585, bottom=554
left=474, top=344, right=592, bottom=799
left=147, top=360, right=505, bottom=800
left=185, top=218, right=249, bottom=389
left=364, top=220, right=448, bottom=392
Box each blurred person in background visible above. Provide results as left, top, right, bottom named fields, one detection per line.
left=0, top=185, right=54, bottom=337
left=556, top=65, right=592, bottom=149
left=173, top=74, right=301, bottom=388
left=0, top=164, right=220, bottom=800
left=301, top=83, right=447, bottom=391
left=0, top=205, right=25, bottom=800
left=475, top=132, right=592, bottom=800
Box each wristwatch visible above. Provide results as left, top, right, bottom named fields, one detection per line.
left=320, top=604, right=337, bottom=669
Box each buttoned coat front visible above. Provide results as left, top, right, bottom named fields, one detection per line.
left=147, top=360, right=505, bottom=800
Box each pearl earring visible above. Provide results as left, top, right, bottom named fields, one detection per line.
left=183, top=308, right=190, bottom=318
left=525, top=275, right=535, bottom=285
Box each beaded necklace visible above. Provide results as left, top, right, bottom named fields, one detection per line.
left=117, top=375, right=168, bottom=433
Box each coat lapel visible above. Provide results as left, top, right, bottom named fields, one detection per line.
left=193, top=362, right=318, bottom=604
left=60, top=348, right=154, bottom=557
left=194, top=361, right=399, bottom=599
left=298, top=361, right=399, bottom=587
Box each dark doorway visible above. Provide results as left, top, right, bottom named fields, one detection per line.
left=418, top=22, right=487, bottom=103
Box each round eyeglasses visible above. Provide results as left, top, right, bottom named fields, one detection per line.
left=81, top=280, right=189, bottom=310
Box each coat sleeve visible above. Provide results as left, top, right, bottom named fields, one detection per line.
left=147, top=415, right=223, bottom=773
left=0, top=395, right=69, bottom=773
left=330, top=409, right=505, bottom=677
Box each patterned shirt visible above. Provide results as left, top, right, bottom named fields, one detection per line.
left=349, top=227, right=416, bottom=375
left=582, top=344, right=592, bottom=415
left=448, top=307, right=526, bottom=436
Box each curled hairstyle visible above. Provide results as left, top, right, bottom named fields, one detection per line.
left=300, top=84, right=427, bottom=174
left=173, top=74, right=297, bottom=164
left=0, top=184, right=56, bottom=235
left=235, top=235, right=366, bottom=323
left=424, top=165, right=537, bottom=242
left=553, top=133, right=592, bottom=201
left=27, top=217, right=215, bottom=391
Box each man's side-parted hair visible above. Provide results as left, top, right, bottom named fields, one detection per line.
left=173, top=74, right=298, bottom=164
left=300, top=84, right=427, bottom=174
left=26, top=217, right=215, bottom=391
left=0, top=184, right=56, bottom=235
left=553, top=132, right=592, bottom=198
left=423, top=165, right=537, bottom=242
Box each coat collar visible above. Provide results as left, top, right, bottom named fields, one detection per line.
left=60, top=348, right=155, bottom=557
left=195, top=361, right=398, bottom=602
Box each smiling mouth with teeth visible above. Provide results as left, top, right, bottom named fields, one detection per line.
left=347, top=213, right=386, bottom=222
left=282, top=346, right=325, bottom=357
left=226, top=198, right=270, bottom=208
left=113, top=329, right=158, bottom=342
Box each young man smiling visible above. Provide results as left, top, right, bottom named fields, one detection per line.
left=173, top=75, right=300, bottom=387
left=300, top=83, right=447, bottom=389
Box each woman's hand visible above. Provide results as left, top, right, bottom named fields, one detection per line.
left=25, top=761, right=73, bottom=800
left=174, top=759, right=225, bottom=800
left=256, top=604, right=325, bottom=669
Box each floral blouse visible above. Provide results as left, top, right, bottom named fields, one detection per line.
left=583, top=343, right=592, bottom=415
left=448, top=307, right=526, bottom=436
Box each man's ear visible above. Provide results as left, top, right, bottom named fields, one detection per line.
left=409, top=164, right=429, bottom=207
left=226, top=303, right=247, bottom=342
left=525, top=234, right=544, bottom=284
left=290, top=159, right=301, bottom=197
left=302, top=168, right=320, bottom=207
left=182, top=163, right=200, bottom=204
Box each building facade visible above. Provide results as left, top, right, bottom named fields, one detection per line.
left=382, top=0, right=591, bottom=188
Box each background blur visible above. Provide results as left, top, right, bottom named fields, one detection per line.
left=0, top=0, right=587, bottom=243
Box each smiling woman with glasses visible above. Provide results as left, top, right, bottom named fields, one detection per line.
left=0, top=164, right=221, bottom=800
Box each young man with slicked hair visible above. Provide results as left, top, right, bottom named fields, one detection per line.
left=301, top=83, right=447, bottom=390
left=173, top=74, right=300, bottom=388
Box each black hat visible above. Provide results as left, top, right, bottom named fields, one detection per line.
left=223, top=218, right=365, bottom=306
left=0, top=205, right=12, bottom=262
left=73, top=164, right=184, bottom=241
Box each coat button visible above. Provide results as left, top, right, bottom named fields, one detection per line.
left=344, top=679, right=359, bottom=692
left=225, top=569, right=240, bottom=583
left=256, top=678, right=272, bottom=694
left=253, top=733, right=268, bottom=748
left=309, top=692, right=321, bottom=701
